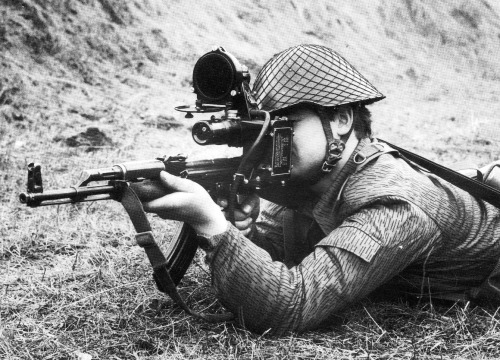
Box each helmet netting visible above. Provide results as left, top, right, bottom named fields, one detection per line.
left=253, top=44, right=384, bottom=112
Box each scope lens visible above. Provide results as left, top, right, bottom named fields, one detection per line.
left=193, top=52, right=235, bottom=102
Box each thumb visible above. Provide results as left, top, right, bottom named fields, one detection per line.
left=159, top=171, right=202, bottom=194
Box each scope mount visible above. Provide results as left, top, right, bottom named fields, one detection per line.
left=174, top=103, right=228, bottom=118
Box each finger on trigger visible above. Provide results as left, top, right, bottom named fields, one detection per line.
left=235, top=217, right=253, bottom=230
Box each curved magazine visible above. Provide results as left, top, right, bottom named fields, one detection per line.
left=164, top=222, right=199, bottom=286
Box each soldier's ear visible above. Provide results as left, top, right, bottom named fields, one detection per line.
left=334, top=107, right=353, bottom=136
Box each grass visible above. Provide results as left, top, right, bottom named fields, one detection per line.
left=2, top=108, right=500, bottom=359
left=2, top=235, right=500, bottom=360
left=1, top=78, right=500, bottom=360
left=2, top=1, right=500, bottom=357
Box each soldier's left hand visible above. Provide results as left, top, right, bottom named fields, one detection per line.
left=139, top=171, right=227, bottom=237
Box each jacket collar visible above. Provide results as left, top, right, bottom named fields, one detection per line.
left=312, top=137, right=372, bottom=235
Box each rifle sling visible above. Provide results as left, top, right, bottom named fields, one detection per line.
left=120, top=185, right=233, bottom=323
left=380, top=140, right=500, bottom=209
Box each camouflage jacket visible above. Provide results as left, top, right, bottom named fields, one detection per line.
left=200, top=138, right=500, bottom=334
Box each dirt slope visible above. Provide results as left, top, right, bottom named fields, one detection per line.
left=1, top=0, right=499, bottom=163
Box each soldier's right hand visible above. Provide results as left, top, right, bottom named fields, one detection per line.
left=217, top=193, right=260, bottom=237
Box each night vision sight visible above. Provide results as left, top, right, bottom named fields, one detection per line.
left=176, top=47, right=269, bottom=147
left=175, top=46, right=294, bottom=182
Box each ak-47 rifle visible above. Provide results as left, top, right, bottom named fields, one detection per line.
left=19, top=156, right=243, bottom=285
left=19, top=47, right=296, bottom=319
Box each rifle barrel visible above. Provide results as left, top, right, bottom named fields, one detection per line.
left=19, top=184, right=117, bottom=207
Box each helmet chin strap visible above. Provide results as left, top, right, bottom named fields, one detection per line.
left=320, top=119, right=344, bottom=173
left=303, top=107, right=353, bottom=185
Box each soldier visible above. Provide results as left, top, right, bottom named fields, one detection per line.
left=139, top=44, right=500, bottom=334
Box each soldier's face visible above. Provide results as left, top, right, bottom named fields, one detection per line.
left=287, top=108, right=328, bottom=182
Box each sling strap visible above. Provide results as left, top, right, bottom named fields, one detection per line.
left=120, top=184, right=233, bottom=322
left=380, top=140, right=500, bottom=209
left=377, top=140, right=500, bottom=301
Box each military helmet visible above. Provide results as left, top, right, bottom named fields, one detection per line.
left=253, top=44, right=385, bottom=113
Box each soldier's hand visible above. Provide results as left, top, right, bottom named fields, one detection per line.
left=130, top=178, right=168, bottom=202
left=138, top=171, right=227, bottom=237
left=217, top=193, right=260, bottom=237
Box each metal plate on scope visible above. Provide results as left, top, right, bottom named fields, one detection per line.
left=271, top=127, right=293, bottom=176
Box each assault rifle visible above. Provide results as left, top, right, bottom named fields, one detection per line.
left=19, top=47, right=298, bottom=320
left=20, top=156, right=243, bottom=285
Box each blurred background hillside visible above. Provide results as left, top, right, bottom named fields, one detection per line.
left=1, top=0, right=499, bottom=165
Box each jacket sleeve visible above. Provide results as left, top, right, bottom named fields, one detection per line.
left=201, top=199, right=441, bottom=335
left=246, top=198, right=287, bottom=262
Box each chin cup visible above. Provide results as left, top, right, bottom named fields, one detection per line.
left=321, top=139, right=345, bottom=173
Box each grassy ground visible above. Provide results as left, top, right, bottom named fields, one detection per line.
left=3, top=193, right=500, bottom=360
left=2, top=1, right=500, bottom=359
left=2, top=78, right=500, bottom=360
left=2, top=209, right=500, bottom=360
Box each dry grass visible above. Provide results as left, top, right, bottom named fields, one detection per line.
left=2, top=220, right=500, bottom=360
left=2, top=92, right=500, bottom=360
left=2, top=1, right=500, bottom=359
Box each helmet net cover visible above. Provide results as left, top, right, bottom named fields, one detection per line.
left=253, top=44, right=385, bottom=113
